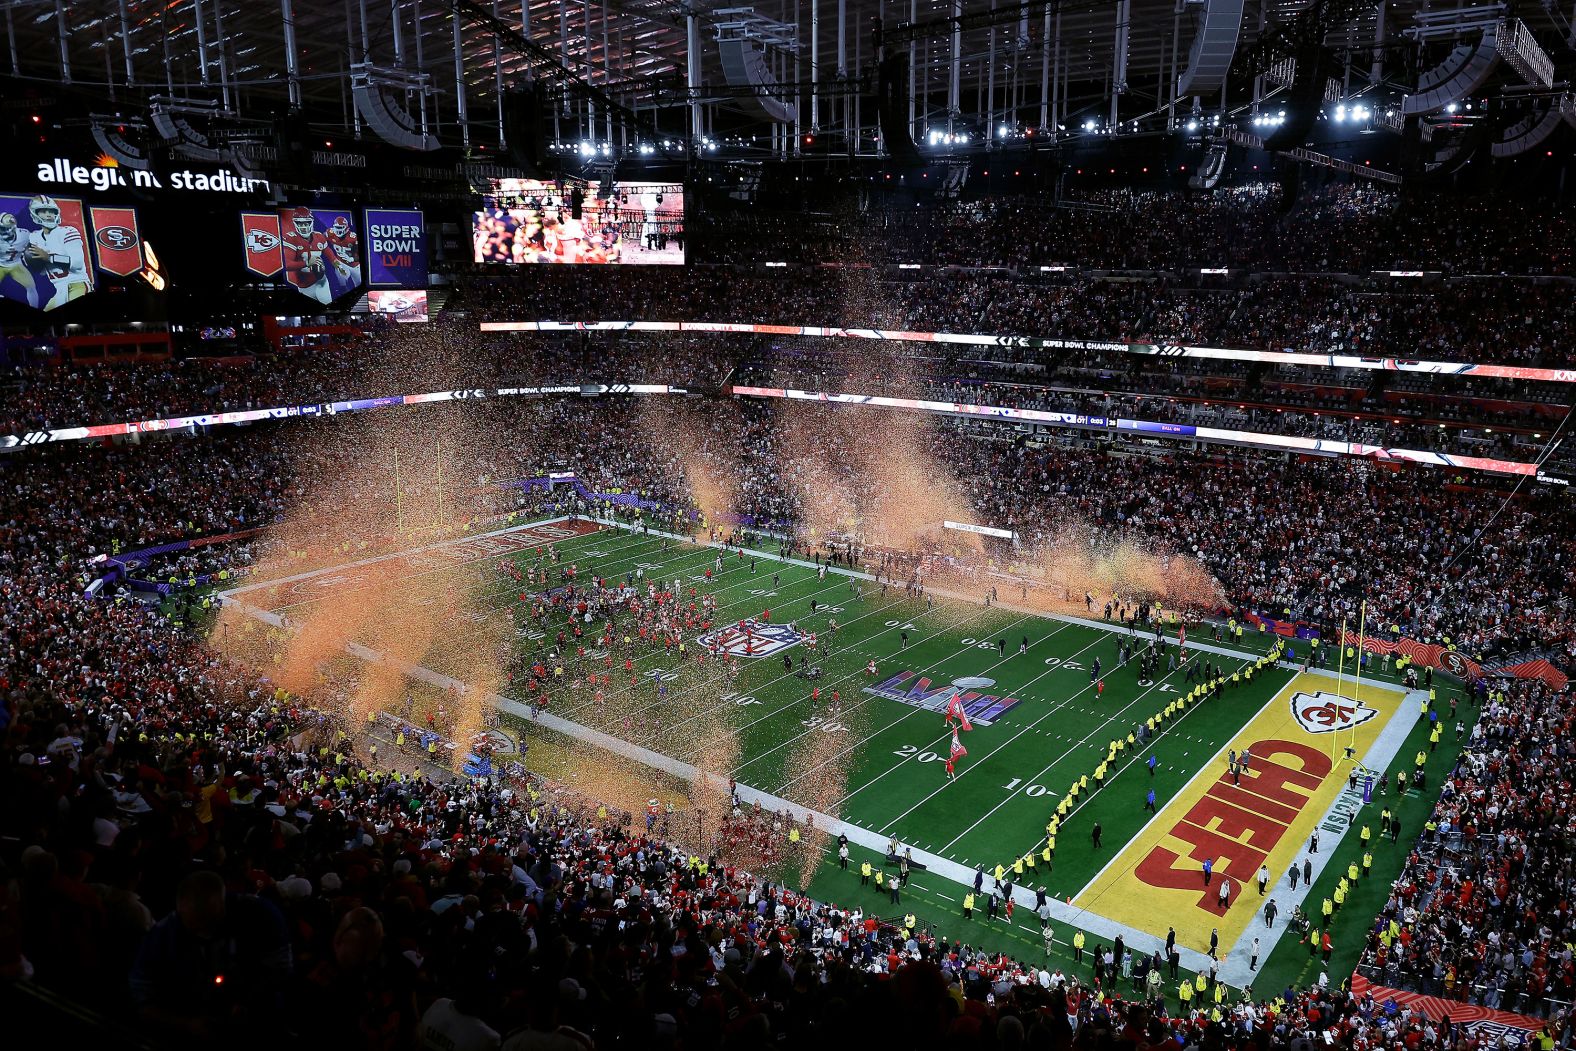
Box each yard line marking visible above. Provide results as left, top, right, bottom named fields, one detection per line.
left=867, top=631, right=1154, bottom=836
left=931, top=656, right=1257, bottom=854
left=769, top=615, right=1072, bottom=795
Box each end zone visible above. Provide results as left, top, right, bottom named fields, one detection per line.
left=221, top=516, right=604, bottom=611
left=1071, top=672, right=1408, bottom=954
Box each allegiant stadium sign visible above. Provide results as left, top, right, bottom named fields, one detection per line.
left=35, top=157, right=270, bottom=195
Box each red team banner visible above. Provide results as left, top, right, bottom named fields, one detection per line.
left=241, top=212, right=284, bottom=277
left=241, top=207, right=362, bottom=303
left=88, top=206, right=144, bottom=276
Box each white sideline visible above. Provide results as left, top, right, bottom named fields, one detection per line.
left=223, top=515, right=1233, bottom=975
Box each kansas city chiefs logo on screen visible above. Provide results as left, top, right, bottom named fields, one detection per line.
left=1291, top=691, right=1379, bottom=734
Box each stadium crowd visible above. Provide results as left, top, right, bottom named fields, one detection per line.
left=1357, top=677, right=1576, bottom=1016
left=689, top=184, right=1575, bottom=274
left=1, top=390, right=1573, bottom=1048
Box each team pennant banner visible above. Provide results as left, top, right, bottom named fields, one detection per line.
left=88, top=206, right=144, bottom=276
left=241, top=212, right=283, bottom=277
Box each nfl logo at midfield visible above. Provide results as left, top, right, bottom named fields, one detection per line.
left=1290, top=691, right=1379, bottom=734
left=698, top=620, right=802, bottom=658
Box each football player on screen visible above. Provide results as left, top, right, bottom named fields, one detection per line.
left=23, top=196, right=89, bottom=311
left=324, top=214, right=359, bottom=282
left=281, top=207, right=336, bottom=305
left=0, top=211, right=41, bottom=309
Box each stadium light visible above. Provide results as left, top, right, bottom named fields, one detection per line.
left=1186, top=120, right=1199, bottom=132
left=1082, top=120, right=1096, bottom=132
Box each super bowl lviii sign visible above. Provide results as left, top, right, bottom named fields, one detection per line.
left=241, top=207, right=363, bottom=305
left=364, top=208, right=426, bottom=288
left=0, top=193, right=145, bottom=312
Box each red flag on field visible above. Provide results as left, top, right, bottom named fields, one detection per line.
left=945, top=693, right=973, bottom=731
left=950, top=729, right=968, bottom=760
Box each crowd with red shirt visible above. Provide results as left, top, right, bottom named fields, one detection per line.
left=1, top=382, right=1572, bottom=1047
left=1359, top=678, right=1575, bottom=1017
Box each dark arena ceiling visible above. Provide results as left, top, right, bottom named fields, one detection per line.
left=0, top=0, right=1571, bottom=164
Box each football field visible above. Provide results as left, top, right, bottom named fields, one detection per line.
left=229, top=515, right=1424, bottom=977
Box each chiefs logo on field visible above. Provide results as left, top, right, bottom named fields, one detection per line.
left=1291, top=691, right=1379, bottom=735
left=698, top=620, right=801, bottom=658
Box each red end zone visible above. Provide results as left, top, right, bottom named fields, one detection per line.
left=230, top=518, right=603, bottom=611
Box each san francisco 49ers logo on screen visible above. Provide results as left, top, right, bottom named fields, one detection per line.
left=1291, top=691, right=1379, bottom=734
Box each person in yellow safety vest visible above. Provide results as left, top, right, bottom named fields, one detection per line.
left=904, top=913, right=917, bottom=935
left=1244, top=666, right=1253, bottom=681
left=1349, top=861, right=1360, bottom=883
left=874, top=869, right=884, bottom=888
left=1072, top=930, right=1085, bottom=961
left=1041, top=843, right=1053, bottom=865
left=1079, top=773, right=1089, bottom=791
left=789, top=827, right=800, bottom=844
left=1125, top=731, right=1136, bottom=746
left=1070, top=781, right=1081, bottom=801
left=1057, top=797, right=1070, bottom=817
left=428, top=739, right=439, bottom=760
left=995, top=863, right=1006, bottom=882
left=1430, top=724, right=1442, bottom=750
left=1179, top=980, right=1193, bottom=1007
left=1145, top=717, right=1156, bottom=734
left=1214, top=982, right=1226, bottom=1004
left=1415, top=750, right=1427, bottom=771
left=963, top=892, right=975, bottom=918
left=1025, top=851, right=1037, bottom=872
left=1333, top=884, right=1346, bottom=911
left=1013, top=857, right=1025, bottom=877
left=1194, top=973, right=1208, bottom=995
left=1362, top=851, right=1374, bottom=877
left=860, top=861, right=872, bottom=885
left=1322, top=897, right=1334, bottom=923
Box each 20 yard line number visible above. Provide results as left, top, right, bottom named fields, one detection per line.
left=892, top=745, right=1055, bottom=795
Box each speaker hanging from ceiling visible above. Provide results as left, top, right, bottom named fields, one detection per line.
left=877, top=52, right=921, bottom=167
left=501, top=82, right=552, bottom=176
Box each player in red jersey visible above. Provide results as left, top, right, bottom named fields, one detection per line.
left=323, top=214, right=359, bottom=283
left=281, top=207, right=337, bottom=304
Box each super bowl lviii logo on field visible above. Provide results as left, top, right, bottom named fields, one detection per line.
left=699, top=620, right=802, bottom=658
left=1290, top=691, right=1379, bottom=734
left=864, top=673, right=1021, bottom=727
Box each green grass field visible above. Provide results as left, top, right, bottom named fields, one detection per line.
left=247, top=516, right=1479, bottom=1002
left=483, top=522, right=1291, bottom=889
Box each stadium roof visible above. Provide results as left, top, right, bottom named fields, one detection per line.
left=2, top=0, right=1570, bottom=153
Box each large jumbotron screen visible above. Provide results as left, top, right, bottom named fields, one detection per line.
left=471, top=178, right=684, bottom=265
